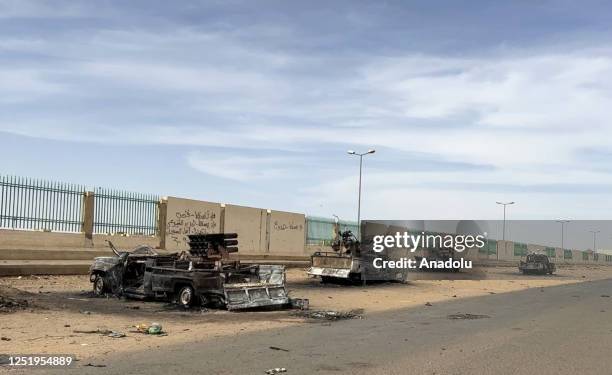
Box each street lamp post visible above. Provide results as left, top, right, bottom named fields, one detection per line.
left=347, top=149, right=375, bottom=238
left=589, top=230, right=600, bottom=254
left=556, top=220, right=570, bottom=254
left=496, top=201, right=515, bottom=259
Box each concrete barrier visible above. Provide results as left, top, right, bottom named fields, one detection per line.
left=224, top=204, right=266, bottom=254
left=164, top=196, right=222, bottom=251
left=268, top=210, right=306, bottom=256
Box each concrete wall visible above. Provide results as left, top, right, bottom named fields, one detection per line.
left=224, top=204, right=266, bottom=254
left=92, top=234, right=160, bottom=249
left=0, top=229, right=161, bottom=250
left=269, top=210, right=306, bottom=256
left=3, top=191, right=612, bottom=267
left=164, top=197, right=222, bottom=251
left=0, top=229, right=89, bottom=249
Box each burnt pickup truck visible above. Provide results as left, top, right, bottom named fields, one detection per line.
left=89, top=234, right=289, bottom=310
left=308, top=230, right=408, bottom=283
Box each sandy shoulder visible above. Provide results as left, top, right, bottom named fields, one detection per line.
left=1, top=265, right=610, bottom=362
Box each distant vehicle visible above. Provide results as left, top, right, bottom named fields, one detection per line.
left=89, top=234, right=289, bottom=310
left=519, top=253, right=556, bottom=275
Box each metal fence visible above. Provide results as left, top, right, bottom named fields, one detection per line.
left=93, top=187, right=159, bottom=235
left=0, top=175, right=86, bottom=232
left=306, top=216, right=359, bottom=245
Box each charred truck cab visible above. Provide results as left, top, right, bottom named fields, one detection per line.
left=89, top=234, right=289, bottom=310
left=308, top=230, right=362, bottom=282
left=308, top=230, right=408, bottom=283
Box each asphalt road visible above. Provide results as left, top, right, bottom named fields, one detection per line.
left=41, top=279, right=612, bottom=375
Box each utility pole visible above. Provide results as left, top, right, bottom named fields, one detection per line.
left=589, top=230, right=600, bottom=254
left=556, top=220, right=570, bottom=255
left=348, top=148, right=375, bottom=287
left=496, top=201, right=515, bottom=260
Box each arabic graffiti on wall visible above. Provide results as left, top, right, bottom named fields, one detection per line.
left=167, top=209, right=218, bottom=248
left=273, top=221, right=303, bottom=231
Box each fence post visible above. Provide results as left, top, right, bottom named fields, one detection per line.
left=265, top=209, right=271, bottom=253
left=157, top=198, right=167, bottom=250
left=82, top=191, right=95, bottom=243
left=219, top=204, right=226, bottom=233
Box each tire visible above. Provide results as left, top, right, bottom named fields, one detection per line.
left=93, top=275, right=106, bottom=296
left=177, top=285, right=195, bottom=308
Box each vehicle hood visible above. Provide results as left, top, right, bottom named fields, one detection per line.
left=90, top=256, right=123, bottom=272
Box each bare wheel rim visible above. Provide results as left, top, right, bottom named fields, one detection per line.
left=179, top=288, right=192, bottom=306
left=94, top=277, right=104, bottom=294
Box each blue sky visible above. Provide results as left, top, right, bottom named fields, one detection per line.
left=1, top=0, right=612, bottom=221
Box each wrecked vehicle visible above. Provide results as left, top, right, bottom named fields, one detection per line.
left=308, top=230, right=363, bottom=282
left=89, top=234, right=289, bottom=310
left=308, top=230, right=407, bottom=283
left=519, top=253, right=556, bottom=275
left=414, top=242, right=462, bottom=272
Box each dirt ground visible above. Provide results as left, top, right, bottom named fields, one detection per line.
left=1, top=266, right=611, bottom=364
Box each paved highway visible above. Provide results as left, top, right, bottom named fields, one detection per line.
left=50, top=279, right=612, bottom=374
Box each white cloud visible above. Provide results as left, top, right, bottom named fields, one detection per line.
left=2, top=21, right=612, bottom=218
left=186, top=151, right=290, bottom=181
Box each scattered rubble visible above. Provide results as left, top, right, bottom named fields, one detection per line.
left=265, top=368, right=287, bottom=374
left=133, top=322, right=164, bottom=335
left=84, top=363, right=106, bottom=368
left=289, top=298, right=309, bottom=310
left=291, top=309, right=364, bottom=321
left=0, top=293, right=29, bottom=313
left=447, top=313, right=491, bottom=320
left=269, top=346, right=290, bottom=352
left=73, top=328, right=126, bottom=338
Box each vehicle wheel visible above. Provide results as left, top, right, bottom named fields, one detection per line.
left=93, top=275, right=106, bottom=296
left=177, top=285, right=195, bottom=308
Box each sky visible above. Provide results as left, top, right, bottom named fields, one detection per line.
left=1, top=0, right=612, bottom=223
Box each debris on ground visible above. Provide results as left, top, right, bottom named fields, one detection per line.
left=269, top=346, right=290, bottom=352
left=0, top=289, right=29, bottom=313
left=84, top=363, right=107, bottom=367
left=265, top=368, right=287, bottom=374
left=601, top=295, right=610, bottom=298
left=291, top=309, right=364, bottom=321
left=1, top=337, right=11, bottom=341
left=447, top=313, right=491, bottom=320
left=289, top=298, right=309, bottom=310
left=73, top=328, right=126, bottom=338
left=133, top=322, right=165, bottom=335
left=79, top=310, right=92, bottom=315
left=425, top=302, right=432, bottom=306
